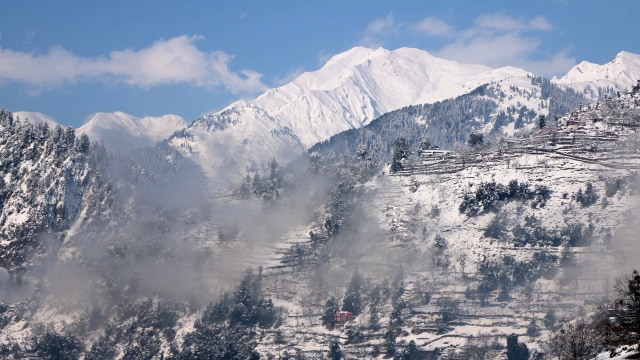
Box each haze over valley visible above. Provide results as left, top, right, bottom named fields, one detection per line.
left=2, top=2, right=640, bottom=359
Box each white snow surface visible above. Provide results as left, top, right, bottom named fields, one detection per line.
left=77, top=111, right=187, bottom=150
left=13, top=111, right=60, bottom=127
left=553, top=51, right=640, bottom=99
left=170, top=47, right=543, bottom=187
left=212, top=47, right=532, bottom=148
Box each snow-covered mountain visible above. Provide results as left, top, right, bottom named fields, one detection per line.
left=78, top=111, right=187, bottom=151
left=169, top=47, right=555, bottom=186
left=2, top=89, right=640, bottom=358
left=552, top=50, right=640, bottom=98
left=13, top=111, right=60, bottom=127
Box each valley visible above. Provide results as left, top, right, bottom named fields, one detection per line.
left=0, top=48, right=640, bottom=359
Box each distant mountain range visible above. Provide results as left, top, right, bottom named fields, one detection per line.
left=16, top=47, right=640, bottom=188
left=77, top=112, right=187, bottom=151
left=3, top=48, right=640, bottom=358
left=552, top=51, right=640, bottom=98
left=13, top=111, right=188, bottom=151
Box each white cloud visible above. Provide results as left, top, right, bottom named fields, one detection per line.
left=359, top=14, right=398, bottom=48
left=519, top=50, right=576, bottom=77
left=0, top=35, right=267, bottom=94
left=438, top=33, right=540, bottom=67
left=358, top=12, right=572, bottom=76
left=434, top=14, right=572, bottom=76
left=475, top=13, right=526, bottom=31
left=414, top=17, right=453, bottom=37
left=475, top=13, right=552, bottom=32
left=528, top=16, right=553, bottom=31
left=317, top=49, right=333, bottom=66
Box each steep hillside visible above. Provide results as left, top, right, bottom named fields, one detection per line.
left=229, top=86, right=640, bottom=359
left=0, top=110, right=116, bottom=271
left=1, top=51, right=640, bottom=359
left=168, top=47, right=572, bottom=187
left=0, top=88, right=638, bottom=359
left=307, top=77, right=586, bottom=163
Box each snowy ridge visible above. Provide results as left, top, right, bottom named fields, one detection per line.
left=168, top=104, right=305, bottom=185
left=553, top=51, right=640, bottom=98
left=171, top=47, right=545, bottom=187
left=2, top=82, right=640, bottom=359
left=78, top=111, right=187, bottom=151
left=220, top=47, right=518, bottom=147
left=13, top=111, right=60, bottom=127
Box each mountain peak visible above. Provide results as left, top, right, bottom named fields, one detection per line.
left=78, top=111, right=187, bottom=151
left=323, top=46, right=381, bottom=66
left=173, top=46, right=550, bottom=187
left=236, top=46, right=501, bottom=146
left=553, top=51, right=640, bottom=97
left=615, top=50, right=639, bottom=60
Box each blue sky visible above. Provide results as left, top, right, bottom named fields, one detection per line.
left=1, top=0, right=639, bottom=127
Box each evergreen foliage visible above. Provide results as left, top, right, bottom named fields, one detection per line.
left=539, top=115, right=546, bottom=129
left=342, top=271, right=365, bottom=315
left=0, top=110, right=113, bottom=268
left=573, top=182, right=598, bottom=207
left=506, top=334, right=529, bottom=360
left=307, top=81, right=586, bottom=163
left=396, top=340, right=420, bottom=360
left=328, top=340, right=342, bottom=360
left=322, top=297, right=339, bottom=328
left=460, top=180, right=551, bottom=216
left=176, top=270, right=280, bottom=359
left=391, top=137, right=410, bottom=172
left=384, top=329, right=396, bottom=355
left=34, top=331, right=83, bottom=360
left=467, top=132, right=484, bottom=147
left=474, top=253, right=558, bottom=303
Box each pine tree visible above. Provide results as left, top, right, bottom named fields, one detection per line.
left=322, top=297, right=339, bottom=328
left=539, top=115, right=546, bottom=129
left=342, top=271, right=364, bottom=315
left=398, top=340, right=419, bottom=360
left=384, top=329, right=396, bottom=355
left=506, top=334, right=529, bottom=360
left=328, top=340, right=342, bottom=360
left=391, top=137, right=410, bottom=172
left=467, top=132, right=484, bottom=147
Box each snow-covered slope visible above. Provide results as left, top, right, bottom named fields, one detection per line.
left=247, top=46, right=497, bottom=146
left=13, top=111, right=59, bottom=127
left=78, top=111, right=187, bottom=151
left=169, top=47, right=544, bottom=186
left=552, top=51, right=640, bottom=98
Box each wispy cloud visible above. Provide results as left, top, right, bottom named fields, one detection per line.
left=475, top=13, right=552, bottom=32
left=358, top=13, right=574, bottom=77
left=273, top=66, right=306, bottom=86
left=435, top=13, right=571, bottom=76
left=359, top=14, right=398, bottom=48
left=413, top=17, right=454, bottom=37
left=0, top=35, right=267, bottom=94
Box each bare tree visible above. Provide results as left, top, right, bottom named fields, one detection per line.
left=595, top=269, right=640, bottom=347
left=546, top=317, right=601, bottom=360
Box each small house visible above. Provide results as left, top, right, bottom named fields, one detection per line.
left=334, top=311, right=354, bottom=323
left=566, top=119, right=585, bottom=129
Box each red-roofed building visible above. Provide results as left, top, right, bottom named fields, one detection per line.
left=334, top=311, right=354, bottom=323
